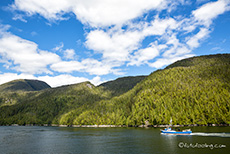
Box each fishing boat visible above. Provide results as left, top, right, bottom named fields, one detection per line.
left=160, top=118, right=192, bottom=135
left=160, top=127, right=192, bottom=135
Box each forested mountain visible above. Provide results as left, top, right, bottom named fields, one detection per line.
left=98, top=76, right=146, bottom=96
left=0, top=79, right=51, bottom=92
left=83, top=53, right=229, bottom=126
left=0, top=79, right=51, bottom=107
left=0, top=82, right=111, bottom=125
left=0, top=54, right=229, bottom=126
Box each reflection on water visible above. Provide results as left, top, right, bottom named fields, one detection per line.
left=161, top=134, right=178, bottom=153
left=0, top=126, right=229, bottom=154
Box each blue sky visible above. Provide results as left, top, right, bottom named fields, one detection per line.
left=0, top=0, right=229, bottom=87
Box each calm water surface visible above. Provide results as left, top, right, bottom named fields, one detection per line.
left=0, top=126, right=229, bottom=154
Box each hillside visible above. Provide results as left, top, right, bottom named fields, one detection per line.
left=0, top=79, right=51, bottom=107
left=0, top=79, right=51, bottom=92
left=0, top=54, right=229, bottom=126
left=0, top=82, right=111, bottom=125
left=166, top=54, right=230, bottom=69
left=65, top=54, right=230, bottom=125
left=98, top=76, right=146, bottom=96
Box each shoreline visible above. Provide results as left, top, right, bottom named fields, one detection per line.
left=1, top=124, right=230, bottom=128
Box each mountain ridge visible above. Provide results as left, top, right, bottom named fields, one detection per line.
left=98, top=76, right=146, bottom=96
left=0, top=79, right=51, bottom=92
left=0, top=53, right=229, bottom=126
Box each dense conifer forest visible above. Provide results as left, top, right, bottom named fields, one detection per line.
left=0, top=54, right=229, bottom=126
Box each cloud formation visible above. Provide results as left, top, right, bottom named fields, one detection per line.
left=192, top=0, right=230, bottom=27
left=0, top=0, right=229, bottom=87
left=50, top=58, right=119, bottom=76
left=0, top=73, right=103, bottom=87
left=0, top=31, right=60, bottom=74
left=11, top=0, right=167, bottom=27
left=8, top=0, right=230, bottom=70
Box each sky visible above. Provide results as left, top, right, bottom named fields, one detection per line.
left=0, top=0, right=229, bottom=87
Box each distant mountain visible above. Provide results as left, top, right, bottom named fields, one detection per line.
left=0, top=54, right=229, bottom=126
left=98, top=76, right=146, bottom=96
left=0, top=81, right=110, bottom=125
left=0, top=79, right=51, bottom=92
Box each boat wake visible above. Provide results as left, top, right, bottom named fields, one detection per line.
left=191, top=132, right=230, bottom=137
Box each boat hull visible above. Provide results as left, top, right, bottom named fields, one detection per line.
left=161, top=130, right=192, bottom=135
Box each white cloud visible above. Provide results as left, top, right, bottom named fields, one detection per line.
left=0, top=24, right=11, bottom=34
left=12, top=14, right=27, bottom=22
left=149, top=54, right=195, bottom=69
left=0, top=73, right=103, bottom=87
left=84, top=1, right=229, bottom=69
left=143, top=16, right=179, bottom=36
left=50, top=61, right=84, bottom=73
left=72, top=0, right=168, bottom=27
left=0, top=73, right=34, bottom=85
left=186, top=28, right=210, bottom=49
left=192, top=0, right=230, bottom=27
left=51, top=58, right=114, bottom=76
left=85, top=16, right=180, bottom=68
left=12, top=0, right=72, bottom=21
left=5, top=0, right=230, bottom=77
left=52, top=42, right=76, bottom=59
left=38, top=74, right=103, bottom=87
left=211, top=47, right=223, bottom=52
left=0, top=32, right=60, bottom=74
left=53, top=42, right=64, bottom=51
left=11, top=0, right=168, bottom=27
left=128, top=43, right=163, bottom=66
left=63, top=49, right=75, bottom=59
left=0, top=26, right=117, bottom=77
left=85, top=28, right=143, bottom=64
left=145, top=33, right=193, bottom=68
left=81, top=59, right=112, bottom=75
left=90, top=76, right=103, bottom=86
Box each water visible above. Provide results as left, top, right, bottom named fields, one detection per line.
left=0, top=126, right=229, bottom=154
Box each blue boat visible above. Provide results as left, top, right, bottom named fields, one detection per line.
left=160, top=127, right=192, bottom=135
left=160, top=118, right=192, bottom=135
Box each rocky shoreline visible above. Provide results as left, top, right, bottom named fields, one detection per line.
left=4, top=124, right=230, bottom=127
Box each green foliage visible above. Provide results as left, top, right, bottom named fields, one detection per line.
left=0, top=54, right=229, bottom=126
left=0, top=79, right=51, bottom=93
left=99, top=76, right=146, bottom=96
left=0, top=82, right=110, bottom=125
left=71, top=54, right=230, bottom=125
